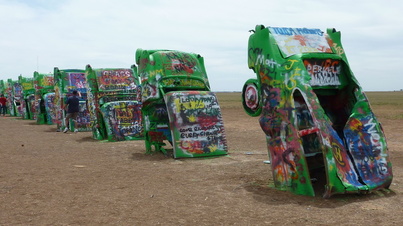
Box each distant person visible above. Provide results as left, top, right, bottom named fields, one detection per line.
left=0, top=94, right=7, bottom=116
left=63, top=90, right=80, bottom=133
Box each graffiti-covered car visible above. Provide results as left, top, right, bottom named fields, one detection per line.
left=18, top=75, right=36, bottom=120
left=4, top=80, right=14, bottom=116
left=136, top=49, right=228, bottom=158
left=34, top=71, right=55, bottom=124
left=8, top=79, right=23, bottom=117
left=243, top=25, right=392, bottom=197
left=85, top=64, right=143, bottom=141
left=54, top=67, right=91, bottom=132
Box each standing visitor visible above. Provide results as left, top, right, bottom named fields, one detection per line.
left=0, top=94, right=7, bottom=116
left=63, top=90, right=80, bottom=133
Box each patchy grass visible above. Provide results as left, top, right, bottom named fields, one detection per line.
left=366, top=91, right=403, bottom=120
left=216, top=92, right=243, bottom=109
left=366, top=91, right=403, bottom=106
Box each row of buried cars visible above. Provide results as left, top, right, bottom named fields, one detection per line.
left=0, top=25, right=394, bottom=198
left=0, top=48, right=228, bottom=159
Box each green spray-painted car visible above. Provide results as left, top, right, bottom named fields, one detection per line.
left=136, top=49, right=227, bottom=158
left=34, top=71, right=55, bottom=124
left=8, top=79, right=23, bottom=117
left=18, top=75, right=35, bottom=120
left=54, top=67, right=91, bottom=132
left=85, top=64, right=143, bottom=141
left=242, top=25, right=392, bottom=197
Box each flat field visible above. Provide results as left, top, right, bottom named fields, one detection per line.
left=1, top=91, right=402, bottom=225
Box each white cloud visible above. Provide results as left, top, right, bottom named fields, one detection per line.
left=1, top=0, right=403, bottom=91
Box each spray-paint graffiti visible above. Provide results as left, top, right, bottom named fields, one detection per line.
left=27, top=94, right=36, bottom=120
left=270, top=27, right=324, bottom=36
left=243, top=25, right=392, bottom=197
left=100, top=95, right=138, bottom=103
left=172, top=94, right=220, bottom=125
left=254, top=50, right=281, bottom=70
left=33, top=72, right=54, bottom=124
left=161, top=78, right=206, bottom=88
left=13, top=83, right=24, bottom=117
left=68, top=72, right=86, bottom=93
left=345, top=117, right=390, bottom=184
left=44, top=93, right=56, bottom=124
left=141, top=83, right=158, bottom=102
left=304, top=59, right=341, bottom=86
left=164, top=51, right=199, bottom=74
left=97, top=69, right=136, bottom=91
left=165, top=91, right=227, bottom=155
left=326, top=127, right=364, bottom=188
left=75, top=101, right=91, bottom=130
left=42, top=76, right=54, bottom=87
left=6, top=88, right=15, bottom=116
left=270, top=143, right=302, bottom=188
left=332, top=43, right=345, bottom=56
left=137, top=49, right=226, bottom=158
left=155, top=105, right=167, bottom=117
left=85, top=66, right=142, bottom=141
left=101, top=101, right=143, bottom=141
left=54, top=68, right=91, bottom=131
left=18, top=76, right=36, bottom=120
left=52, top=85, right=63, bottom=126
left=21, top=82, right=34, bottom=91
left=269, top=27, right=332, bottom=57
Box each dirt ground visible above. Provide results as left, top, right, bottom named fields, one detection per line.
left=1, top=99, right=402, bottom=225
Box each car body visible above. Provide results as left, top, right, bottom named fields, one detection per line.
left=85, top=65, right=143, bottom=141
left=136, top=49, right=227, bottom=158
left=18, top=75, right=35, bottom=120
left=33, top=72, right=55, bottom=124
left=243, top=25, right=392, bottom=197
left=53, top=68, right=91, bottom=132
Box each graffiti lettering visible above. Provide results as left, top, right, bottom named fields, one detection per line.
left=256, top=54, right=280, bottom=68
left=175, top=98, right=205, bottom=110
left=164, top=92, right=227, bottom=156
left=271, top=27, right=323, bottom=36
left=120, top=123, right=143, bottom=137
left=179, top=95, right=215, bottom=104
left=100, top=102, right=143, bottom=140
left=304, top=59, right=341, bottom=86
left=366, top=118, right=382, bottom=149
left=179, top=124, right=222, bottom=139
left=269, top=27, right=332, bottom=57
left=96, top=69, right=135, bottom=90
left=332, top=43, right=344, bottom=55
left=284, top=67, right=301, bottom=90
left=284, top=59, right=298, bottom=70
left=332, top=142, right=346, bottom=166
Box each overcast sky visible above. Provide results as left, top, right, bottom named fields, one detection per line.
left=1, top=0, right=402, bottom=91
